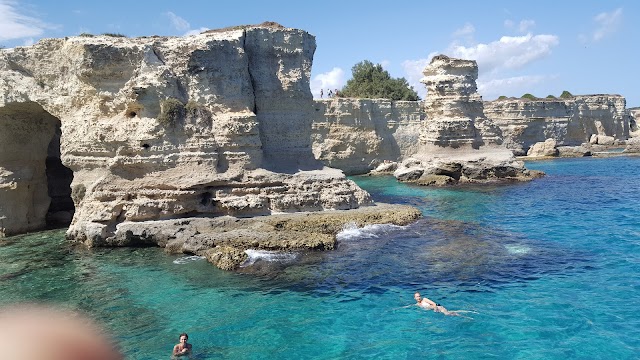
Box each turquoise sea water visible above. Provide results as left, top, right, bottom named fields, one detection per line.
left=1, top=156, right=639, bottom=359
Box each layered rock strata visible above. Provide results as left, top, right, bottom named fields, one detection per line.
left=485, top=96, right=631, bottom=155
left=0, top=24, right=405, bottom=247
left=625, top=108, right=640, bottom=153
left=419, top=55, right=503, bottom=150
left=311, top=99, right=422, bottom=174
left=630, top=108, right=639, bottom=137
left=310, top=96, right=634, bottom=171
left=393, top=55, right=539, bottom=185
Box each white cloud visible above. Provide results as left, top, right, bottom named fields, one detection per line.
left=166, top=11, right=190, bottom=32
left=593, top=8, right=622, bottom=41
left=379, top=59, right=391, bottom=69
left=449, top=33, right=559, bottom=74
left=452, top=23, right=475, bottom=38
left=401, top=29, right=559, bottom=99
left=401, top=57, right=433, bottom=99
left=166, top=11, right=209, bottom=36
left=518, top=20, right=535, bottom=33
left=311, top=67, right=345, bottom=98
left=504, top=19, right=536, bottom=33
left=477, top=75, right=553, bottom=100
left=184, top=27, right=209, bottom=36
left=0, top=0, right=47, bottom=42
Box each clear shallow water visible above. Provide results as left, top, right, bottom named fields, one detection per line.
left=1, top=156, right=639, bottom=359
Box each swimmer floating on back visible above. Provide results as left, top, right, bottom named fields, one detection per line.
left=413, top=292, right=477, bottom=319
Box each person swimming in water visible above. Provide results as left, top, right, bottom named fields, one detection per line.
left=172, top=333, right=192, bottom=357
left=414, top=292, right=462, bottom=317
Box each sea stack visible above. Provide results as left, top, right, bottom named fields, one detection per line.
left=394, top=55, right=542, bottom=185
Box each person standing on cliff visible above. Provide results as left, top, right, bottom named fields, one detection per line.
left=320, top=89, right=323, bottom=98
left=172, top=333, right=192, bottom=357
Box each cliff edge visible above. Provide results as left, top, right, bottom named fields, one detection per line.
left=0, top=25, right=420, bottom=253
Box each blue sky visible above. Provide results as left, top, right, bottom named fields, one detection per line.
left=1, top=0, right=638, bottom=106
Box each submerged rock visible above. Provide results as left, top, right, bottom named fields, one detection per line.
left=205, top=246, right=248, bottom=271
left=107, top=203, right=421, bottom=270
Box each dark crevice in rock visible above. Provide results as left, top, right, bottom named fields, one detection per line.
left=151, top=44, right=166, bottom=65
left=243, top=29, right=258, bottom=116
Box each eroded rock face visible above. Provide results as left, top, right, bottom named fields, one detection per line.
left=420, top=55, right=503, bottom=150
left=394, top=55, right=535, bottom=185
left=0, top=25, right=373, bottom=241
left=527, top=138, right=558, bottom=157
left=485, top=96, right=631, bottom=155
left=0, top=103, right=59, bottom=236
left=629, top=108, right=639, bottom=137
left=311, top=99, right=423, bottom=174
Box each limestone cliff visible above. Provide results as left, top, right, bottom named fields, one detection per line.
left=311, top=99, right=422, bottom=174
left=308, top=56, right=534, bottom=182
left=484, top=95, right=631, bottom=155
left=310, top=94, right=633, bottom=172
left=0, top=25, right=376, bottom=241
left=630, top=108, right=639, bottom=137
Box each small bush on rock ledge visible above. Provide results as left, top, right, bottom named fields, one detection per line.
left=185, top=100, right=205, bottom=117
left=158, top=98, right=186, bottom=127
left=560, top=90, right=574, bottom=99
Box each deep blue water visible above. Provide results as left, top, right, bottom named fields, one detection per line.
left=1, top=156, right=639, bottom=359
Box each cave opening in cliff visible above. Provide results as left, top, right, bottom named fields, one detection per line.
left=0, top=102, right=74, bottom=236
left=45, top=120, right=75, bottom=229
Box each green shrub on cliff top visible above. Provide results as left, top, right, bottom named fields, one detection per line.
left=339, top=60, right=420, bottom=101
left=560, top=90, right=574, bottom=99
left=521, top=93, right=538, bottom=100
left=158, top=98, right=185, bottom=127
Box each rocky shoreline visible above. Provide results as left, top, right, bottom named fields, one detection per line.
left=1, top=23, right=636, bottom=272
left=90, top=203, right=421, bottom=270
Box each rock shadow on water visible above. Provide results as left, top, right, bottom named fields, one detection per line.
left=237, top=217, right=595, bottom=294
left=400, top=218, right=594, bottom=290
